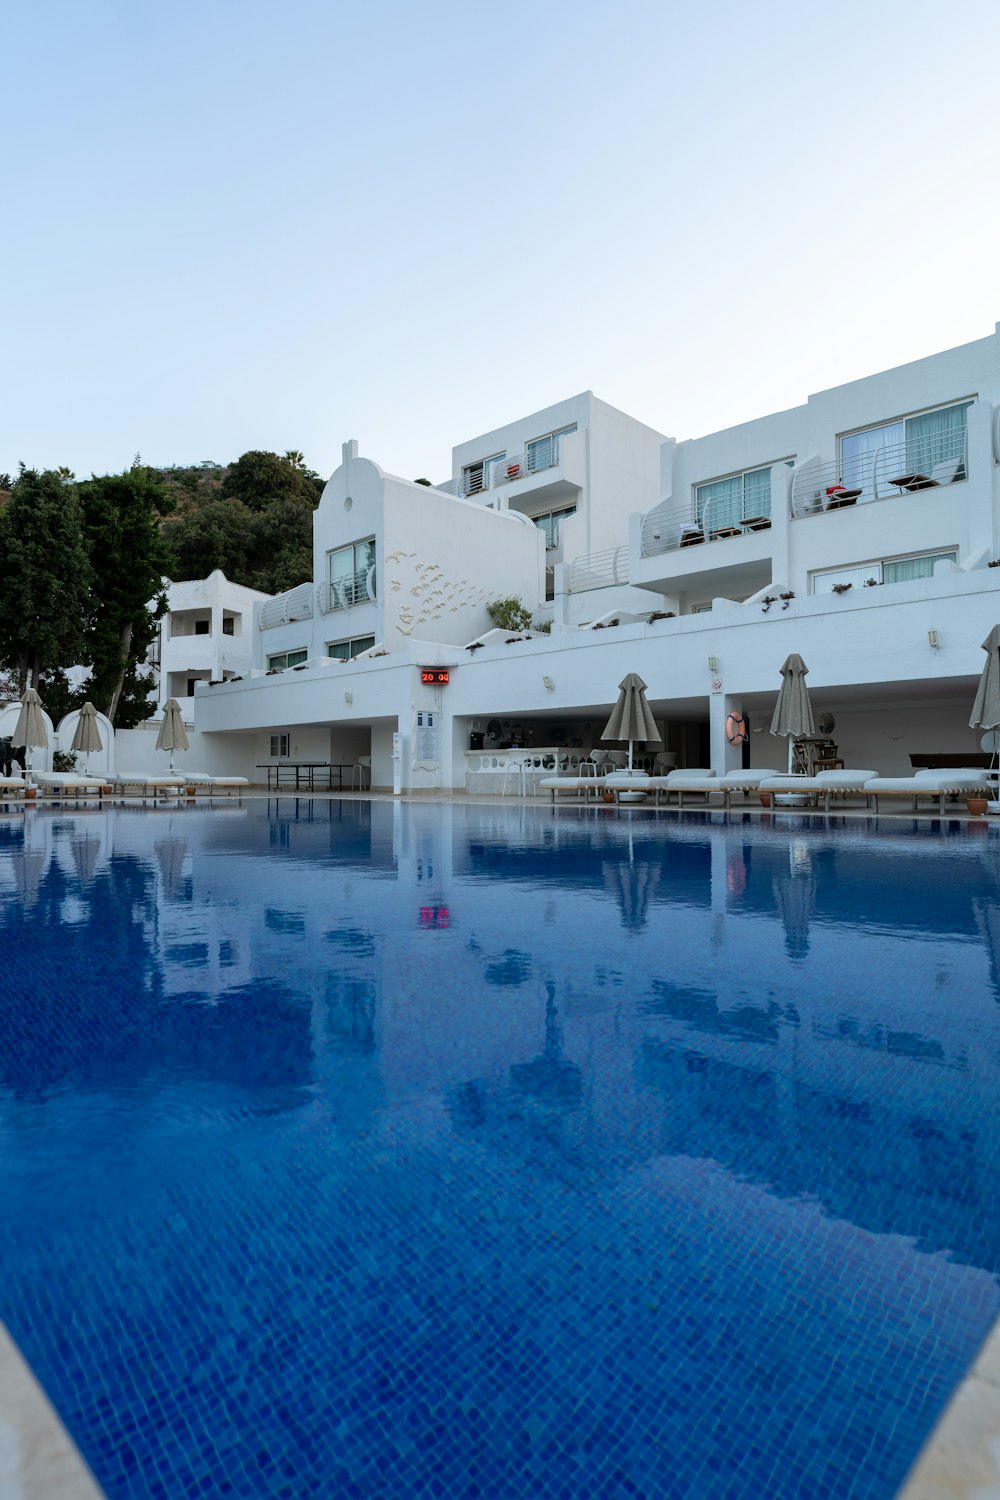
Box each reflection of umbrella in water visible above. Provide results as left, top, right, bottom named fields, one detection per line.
left=155, top=699, right=190, bottom=773
left=602, top=672, right=661, bottom=772
left=772, top=868, right=816, bottom=961
left=71, top=702, right=103, bottom=775
left=510, top=982, right=582, bottom=1108
left=603, top=828, right=660, bottom=932
left=770, top=654, right=815, bottom=772
left=71, top=833, right=102, bottom=884
left=14, top=850, right=48, bottom=906
left=155, top=836, right=190, bottom=895
left=13, top=688, right=48, bottom=774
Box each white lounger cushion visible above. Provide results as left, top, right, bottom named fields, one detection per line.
left=184, top=774, right=250, bottom=787
left=716, top=771, right=780, bottom=788
left=665, top=768, right=716, bottom=781
left=33, top=771, right=106, bottom=788
left=864, top=774, right=986, bottom=792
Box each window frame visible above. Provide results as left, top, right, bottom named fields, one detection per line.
left=325, top=635, right=376, bottom=661
left=462, top=452, right=505, bottom=496
left=266, top=649, right=308, bottom=671
left=694, top=461, right=783, bottom=532
left=837, top=398, right=973, bottom=499
left=326, top=537, right=377, bottom=611
left=526, top=424, right=577, bottom=473
left=810, top=548, right=958, bottom=594
left=269, top=733, right=290, bottom=758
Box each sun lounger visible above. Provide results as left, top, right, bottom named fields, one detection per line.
left=863, top=768, right=988, bottom=814
left=717, top=771, right=781, bottom=808
left=539, top=776, right=605, bottom=803
left=0, top=776, right=27, bottom=800
left=32, top=771, right=110, bottom=799
left=759, top=770, right=878, bottom=812
left=647, top=769, right=717, bottom=807
left=111, top=775, right=186, bottom=800
left=183, top=774, right=250, bottom=797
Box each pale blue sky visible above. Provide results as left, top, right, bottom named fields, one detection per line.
left=4, top=0, right=1000, bottom=483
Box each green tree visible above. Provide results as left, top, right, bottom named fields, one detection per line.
left=161, top=498, right=253, bottom=582
left=220, top=450, right=322, bottom=511
left=247, top=497, right=316, bottom=594
left=0, top=467, right=92, bottom=688
left=77, top=463, right=174, bottom=726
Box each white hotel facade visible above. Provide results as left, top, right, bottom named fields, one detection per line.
left=181, top=323, right=1000, bottom=791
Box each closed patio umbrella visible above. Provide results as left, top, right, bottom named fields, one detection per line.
left=71, top=701, right=103, bottom=774
left=970, top=626, right=1000, bottom=733
left=13, top=688, right=48, bottom=774
left=602, top=672, right=661, bottom=772
left=155, top=698, right=190, bottom=772
left=769, top=654, right=815, bottom=772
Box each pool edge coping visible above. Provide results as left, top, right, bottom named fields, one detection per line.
left=0, top=1320, right=106, bottom=1498
left=897, top=1315, right=1000, bottom=1497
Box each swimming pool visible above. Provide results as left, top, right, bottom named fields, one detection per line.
left=1, top=801, right=998, bottom=1498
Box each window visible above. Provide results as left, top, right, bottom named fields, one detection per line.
left=839, top=401, right=971, bottom=503
left=533, top=506, right=577, bottom=549
left=326, top=635, right=376, bottom=661
left=462, top=452, right=505, bottom=496
left=222, top=616, right=236, bottom=636
left=327, top=538, right=376, bottom=611
left=812, top=549, right=958, bottom=594
left=267, top=650, right=308, bottom=670
left=695, top=465, right=774, bottom=533
left=270, top=733, right=290, bottom=758
left=195, top=619, right=210, bottom=635
left=186, top=678, right=200, bottom=696
left=527, top=424, right=576, bottom=473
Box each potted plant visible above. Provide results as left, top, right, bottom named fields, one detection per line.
left=967, top=796, right=989, bottom=817
left=831, top=582, right=853, bottom=595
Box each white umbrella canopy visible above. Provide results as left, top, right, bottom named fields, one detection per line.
left=155, top=699, right=190, bottom=773
left=70, top=701, right=103, bottom=773
left=769, top=654, right=816, bottom=772
left=601, top=673, right=661, bottom=771
left=970, top=625, right=1000, bottom=732
left=13, top=688, right=48, bottom=773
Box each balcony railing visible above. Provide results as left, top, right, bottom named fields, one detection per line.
left=442, top=437, right=569, bottom=499
left=640, top=499, right=772, bottom=557
left=792, top=429, right=967, bottom=517
left=316, top=568, right=377, bottom=614
left=259, top=583, right=313, bottom=631
left=568, top=547, right=629, bottom=593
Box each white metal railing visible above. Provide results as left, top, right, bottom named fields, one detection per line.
left=640, top=498, right=772, bottom=556
left=446, top=437, right=567, bottom=499
left=494, top=441, right=562, bottom=487
left=568, top=547, right=629, bottom=592
left=258, top=583, right=314, bottom=630
left=792, top=429, right=967, bottom=517
left=316, top=568, right=377, bottom=614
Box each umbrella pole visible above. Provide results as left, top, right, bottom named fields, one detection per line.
left=787, top=738, right=793, bottom=773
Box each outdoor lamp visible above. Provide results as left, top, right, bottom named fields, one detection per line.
left=708, top=656, right=718, bottom=672
left=543, top=676, right=554, bottom=691
left=927, top=629, right=940, bottom=651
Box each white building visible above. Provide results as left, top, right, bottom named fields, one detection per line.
left=184, top=323, right=1000, bottom=791
left=154, top=570, right=270, bottom=721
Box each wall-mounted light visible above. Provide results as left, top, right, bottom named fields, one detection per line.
left=927, top=629, right=940, bottom=651
left=542, top=675, right=554, bottom=691
left=708, top=656, right=718, bottom=672
left=344, top=691, right=353, bottom=704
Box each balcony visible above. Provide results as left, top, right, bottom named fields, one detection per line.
left=258, top=583, right=314, bottom=631
left=440, top=430, right=585, bottom=507
left=791, top=429, right=967, bottom=518
left=640, top=498, right=772, bottom=557
left=316, top=568, right=377, bottom=614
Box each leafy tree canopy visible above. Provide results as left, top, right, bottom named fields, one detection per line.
left=219, top=449, right=323, bottom=512
left=0, top=467, right=92, bottom=688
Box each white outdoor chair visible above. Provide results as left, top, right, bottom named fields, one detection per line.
left=351, top=755, right=371, bottom=790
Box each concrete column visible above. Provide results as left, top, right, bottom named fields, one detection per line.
left=964, top=400, right=995, bottom=561
left=709, top=691, right=744, bottom=774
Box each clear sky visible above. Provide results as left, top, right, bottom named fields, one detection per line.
left=4, top=0, right=1000, bottom=484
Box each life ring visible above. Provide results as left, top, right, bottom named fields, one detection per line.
left=726, top=712, right=748, bottom=745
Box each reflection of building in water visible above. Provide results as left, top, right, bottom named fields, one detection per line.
left=3, top=803, right=1000, bottom=1275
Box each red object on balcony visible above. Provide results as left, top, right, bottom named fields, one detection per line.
left=507, top=463, right=521, bottom=479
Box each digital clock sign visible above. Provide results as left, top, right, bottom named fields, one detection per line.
left=420, top=668, right=450, bottom=685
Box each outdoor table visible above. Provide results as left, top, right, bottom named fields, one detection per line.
left=888, top=473, right=936, bottom=493
left=709, top=525, right=743, bottom=540
left=825, top=487, right=862, bottom=509
left=742, top=516, right=772, bottom=532
left=256, top=762, right=353, bottom=791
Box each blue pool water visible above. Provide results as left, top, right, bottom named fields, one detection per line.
left=1, top=800, right=999, bottom=1499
